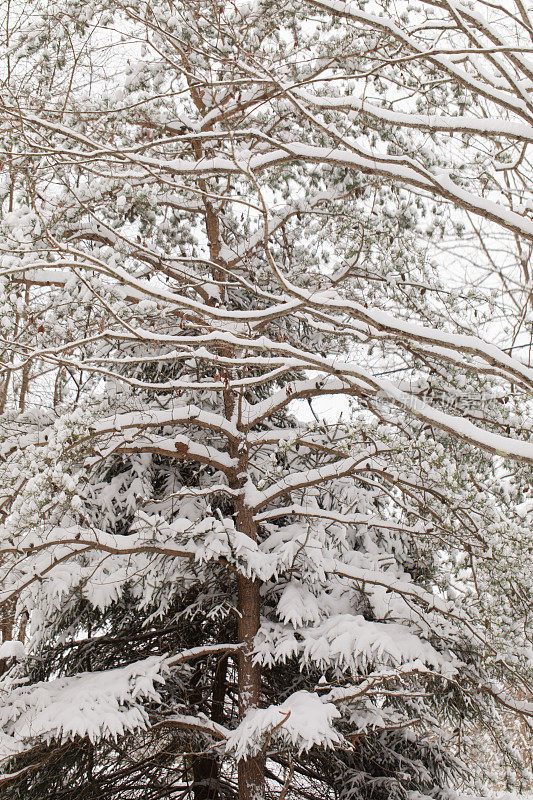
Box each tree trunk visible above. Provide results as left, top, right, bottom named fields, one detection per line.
left=235, top=495, right=265, bottom=800
left=237, top=572, right=264, bottom=800
left=191, top=655, right=228, bottom=800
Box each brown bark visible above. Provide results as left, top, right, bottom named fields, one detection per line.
left=192, top=754, right=221, bottom=800
left=186, top=70, right=264, bottom=796
left=0, top=598, right=15, bottom=677
left=235, top=498, right=265, bottom=800
left=191, top=655, right=229, bottom=800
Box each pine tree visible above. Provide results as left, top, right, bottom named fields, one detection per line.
left=0, top=1, right=531, bottom=798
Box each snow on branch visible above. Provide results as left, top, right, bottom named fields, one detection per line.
left=0, top=657, right=168, bottom=760
left=225, top=691, right=342, bottom=759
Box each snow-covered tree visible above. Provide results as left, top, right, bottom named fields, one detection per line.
left=0, top=1, right=531, bottom=798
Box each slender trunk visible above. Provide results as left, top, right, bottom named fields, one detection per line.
left=0, top=368, right=10, bottom=415
left=235, top=501, right=265, bottom=800
left=192, top=755, right=220, bottom=800
left=17, top=286, right=30, bottom=413
left=0, top=599, right=15, bottom=677
left=191, top=656, right=228, bottom=800
left=190, top=91, right=264, bottom=796
left=18, top=363, right=30, bottom=413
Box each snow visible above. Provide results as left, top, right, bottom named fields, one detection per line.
left=155, top=140, right=533, bottom=242
left=0, top=641, right=25, bottom=661
left=93, top=404, right=240, bottom=440
left=0, top=657, right=168, bottom=758
left=225, top=691, right=342, bottom=759
left=299, top=615, right=457, bottom=675
left=3, top=0, right=533, bottom=790
left=277, top=583, right=322, bottom=626
left=256, top=612, right=457, bottom=678
left=294, top=87, right=533, bottom=143
left=309, top=0, right=533, bottom=119
left=246, top=454, right=379, bottom=510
